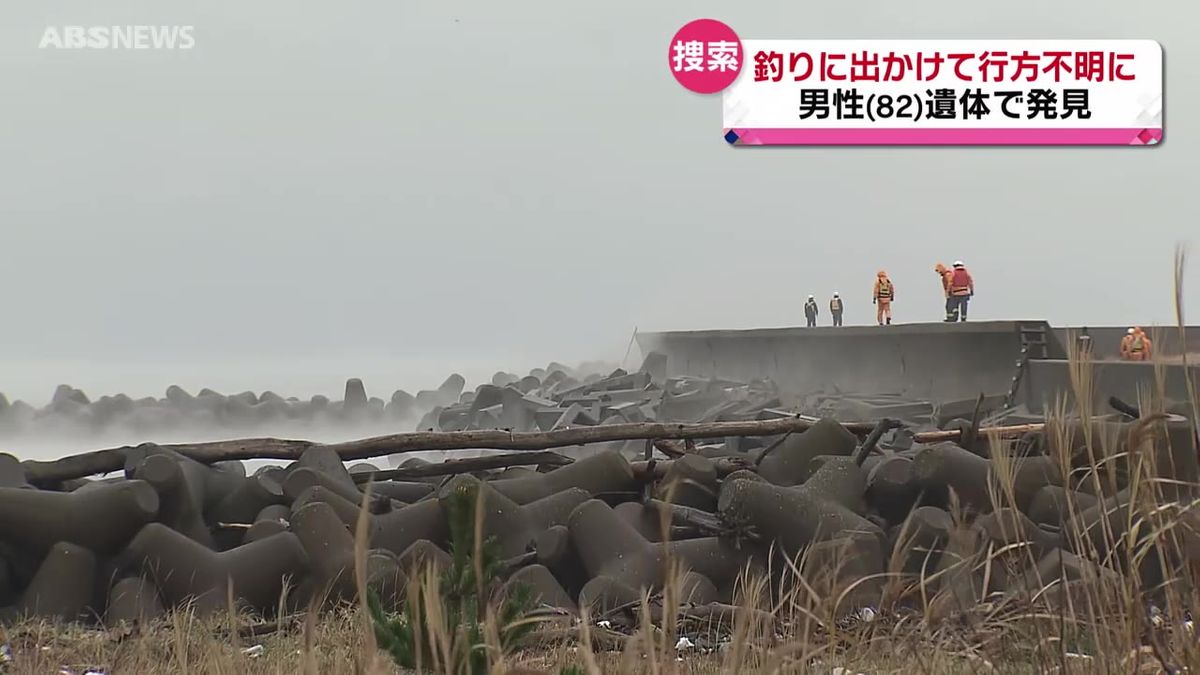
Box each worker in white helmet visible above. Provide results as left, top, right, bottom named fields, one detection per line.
left=1119, top=328, right=1135, bottom=359
left=829, top=292, right=844, bottom=326
left=1121, top=327, right=1152, bottom=361
left=1076, top=326, right=1093, bottom=359
left=947, top=260, right=974, bottom=322
left=804, top=294, right=819, bottom=327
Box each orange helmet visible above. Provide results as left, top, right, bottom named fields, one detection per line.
left=934, top=263, right=947, bottom=273
left=877, top=270, right=887, bottom=277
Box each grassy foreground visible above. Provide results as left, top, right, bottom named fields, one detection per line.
left=0, top=603, right=1192, bottom=674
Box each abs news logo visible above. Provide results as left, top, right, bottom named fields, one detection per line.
left=39, top=25, right=195, bottom=50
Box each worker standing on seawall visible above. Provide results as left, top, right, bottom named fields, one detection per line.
left=1119, top=328, right=1135, bottom=360
left=873, top=271, right=894, bottom=325
left=804, top=295, right=819, bottom=327
left=935, top=263, right=955, bottom=321
left=1077, top=326, right=1093, bottom=359
left=1126, top=326, right=1152, bottom=361
left=947, top=261, right=974, bottom=322
left=830, top=292, right=844, bottom=326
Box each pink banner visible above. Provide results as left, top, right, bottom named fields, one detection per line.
left=726, top=127, right=1162, bottom=146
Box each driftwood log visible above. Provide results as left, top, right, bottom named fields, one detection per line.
left=19, top=416, right=1049, bottom=486
left=349, top=450, right=573, bottom=483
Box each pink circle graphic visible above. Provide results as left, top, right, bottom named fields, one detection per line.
left=667, top=19, right=742, bottom=94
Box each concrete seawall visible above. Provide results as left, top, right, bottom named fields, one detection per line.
left=636, top=321, right=1061, bottom=403
left=1020, top=359, right=1200, bottom=414
left=1053, top=326, right=1200, bottom=360
left=638, top=321, right=1200, bottom=416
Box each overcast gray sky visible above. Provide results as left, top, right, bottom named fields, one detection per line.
left=0, top=1, right=1195, bottom=404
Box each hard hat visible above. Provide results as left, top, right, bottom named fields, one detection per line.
left=808, top=294, right=814, bottom=299
left=877, top=270, right=886, bottom=276
left=1128, top=328, right=1136, bottom=334
left=953, top=260, right=964, bottom=267
left=833, top=291, right=839, bottom=296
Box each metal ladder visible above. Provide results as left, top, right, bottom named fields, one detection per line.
left=1004, top=323, right=1049, bottom=408
left=1018, top=323, right=1050, bottom=359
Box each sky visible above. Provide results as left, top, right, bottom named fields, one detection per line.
left=0, top=0, right=1196, bottom=405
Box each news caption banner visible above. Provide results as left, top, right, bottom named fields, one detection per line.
left=668, top=22, right=1163, bottom=146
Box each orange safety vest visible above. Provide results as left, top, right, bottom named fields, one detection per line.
left=1130, top=333, right=1146, bottom=353
left=875, top=279, right=893, bottom=301
left=949, top=268, right=973, bottom=296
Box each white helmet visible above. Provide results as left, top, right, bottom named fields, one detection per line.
left=808, top=294, right=814, bottom=299
left=1128, top=328, right=1136, bottom=334
left=833, top=291, right=839, bottom=296
left=953, top=260, right=964, bottom=267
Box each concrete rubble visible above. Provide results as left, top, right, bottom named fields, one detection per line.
left=0, top=352, right=974, bottom=451
left=0, top=351, right=1195, bottom=644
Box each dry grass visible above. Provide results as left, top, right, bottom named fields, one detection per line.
left=2, top=606, right=1180, bottom=674
left=0, top=611, right=1054, bottom=674
left=1, top=608, right=383, bottom=674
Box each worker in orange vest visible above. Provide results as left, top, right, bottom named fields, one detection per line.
left=935, top=263, right=955, bottom=321
left=946, top=261, right=974, bottom=322
left=1126, top=326, right=1152, bottom=361
left=1119, top=328, right=1135, bottom=359
left=873, top=270, right=894, bottom=325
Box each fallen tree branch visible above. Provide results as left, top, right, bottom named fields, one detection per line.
left=631, top=457, right=756, bottom=482
left=910, top=422, right=1046, bottom=444
left=20, top=416, right=1049, bottom=485
left=965, top=392, right=986, bottom=449
left=852, top=418, right=902, bottom=467
left=22, top=437, right=315, bottom=487
left=20, top=416, right=831, bottom=484
left=350, top=450, right=573, bottom=484
left=641, top=499, right=759, bottom=541
left=753, top=430, right=795, bottom=467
